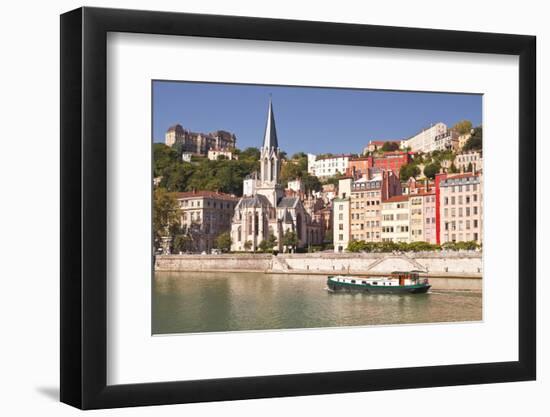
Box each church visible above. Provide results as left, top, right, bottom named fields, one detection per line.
left=230, top=99, right=321, bottom=252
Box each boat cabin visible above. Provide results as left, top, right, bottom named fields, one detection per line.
left=390, top=271, right=422, bottom=286
left=329, top=270, right=426, bottom=287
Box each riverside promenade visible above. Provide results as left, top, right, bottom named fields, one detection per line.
left=155, top=251, right=482, bottom=290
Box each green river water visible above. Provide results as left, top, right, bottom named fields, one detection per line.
left=153, top=271, right=482, bottom=334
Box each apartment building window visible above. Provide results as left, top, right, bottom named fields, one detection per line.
left=474, top=233, right=479, bottom=241
left=473, top=206, right=478, bottom=215
left=451, top=196, right=456, bottom=205
left=466, top=220, right=471, bottom=230
left=458, top=195, right=463, bottom=204
left=459, top=207, right=463, bottom=217
left=474, top=219, right=478, bottom=228
left=473, top=194, right=478, bottom=202
left=466, top=196, right=470, bottom=204
left=339, top=224, right=344, bottom=230
left=339, top=213, right=343, bottom=221
left=339, top=234, right=343, bottom=241
left=466, top=207, right=470, bottom=216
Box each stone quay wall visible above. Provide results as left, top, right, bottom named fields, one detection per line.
left=155, top=251, right=483, bottom=290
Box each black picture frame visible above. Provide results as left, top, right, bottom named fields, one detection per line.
left=60, top=6, right=536, bottom=410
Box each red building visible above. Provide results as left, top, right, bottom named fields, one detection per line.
left=347, top=151, right=413, bottom=179
left=373, top=151, right=412, bottom=174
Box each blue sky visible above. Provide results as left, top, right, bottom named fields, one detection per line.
left=153, top=81, right=482, bottom=155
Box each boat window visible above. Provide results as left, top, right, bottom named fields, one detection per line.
left=372, top=281, right=377, bottom=285
left=351, top=280, right=356, bottom=284
left=362, top=281, right=366, bottom=284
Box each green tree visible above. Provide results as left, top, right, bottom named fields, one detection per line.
left=153, top=188, right=180, bottom=244
left=259, top=234, right=278, bottom=253
left=153, top=143, right=179, bottom=177
left=462, top=126, right=483, bottom=151
left=449, top=162, right=459, bottom=173
left=452, top=120, right=473, bottom=135
left=173, top=234, right=191, bottom=253
left=282, top=230, right=299, bottom=252
left=423, top=161, right=441, bottom=179
left=381, top=141, right=399, bottom=152
left=302, top=173, right=322, bottom=193
left=215, top=232, right=232, bottom=252
left=400, top=164, right=421, bottom=181
left=239, top=147, right=261, bottom=161
left=244, top=240, right=252, bottom=251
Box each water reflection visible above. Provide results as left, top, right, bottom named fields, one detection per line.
left=153, top=272, right=482, bottom=334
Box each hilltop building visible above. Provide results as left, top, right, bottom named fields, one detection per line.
left=400, top=122, right=458, bottom=153
left=307, top=154, right=351, bottom=178
left=165, top=124, right=236, bottom=156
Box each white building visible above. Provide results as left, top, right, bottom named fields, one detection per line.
left=207, top=149, right=237, bottom=161
left=181, top=152, right=193, bottom=162
left=308, top=154, right=351, bottom=178
left=381, top=195, right=410, bottom=243
left=287, top=179, right=304, bottom=193
left=454, top=151, right=483, bottom=172
left=400, top=122, right=447, bottom=153
left=333, top=178, right=352, bottom=253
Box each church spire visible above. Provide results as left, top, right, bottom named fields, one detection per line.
left=262, top=97, right=278, bottom=150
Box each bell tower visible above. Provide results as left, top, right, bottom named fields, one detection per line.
left=257, top=97, right=283, bottom=206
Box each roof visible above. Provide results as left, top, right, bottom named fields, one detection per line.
left=368, top=140, right=386, bottom=146
left=443, top=172, right=480, bottom=180
left=383, top=195, right=409, bottom=203
left=237, top=194, right=272, bottom=208
left=175, top=191, right=238, bottom=201
left=262, top=98, right=279, bottom=149
left=277, top=196, right=299, bottom=208
left=315, top=154, right=353, bottom=161
left=167, top=124, right=184, bottom=133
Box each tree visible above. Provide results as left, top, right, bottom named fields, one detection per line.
left=399, top=164, right=421, bottom=181
left=282, top=230, right=299, bottom=253
left=381, top=141, right=399, bottom=152
left=423, top=162, right=441, bottom=180
left=153, top=143, right=179, bottom=177
left=153, top=188, right=180, bottom=244
left=259, top=234, right=278, bottom=253
left=449, top=162, right=459, bottom=173
left=452, top=120, right=473, bottom=135
left=302, top=173, right=322, bottom=193
left=239, top=147, right=261, bottom=161
left=215, top=232, right=232, bottom=252
left=462, top=126, right=482, bottom=151
left=244, top=240, right=252, bottom=251
left=173, top=234, right=191, bottom=253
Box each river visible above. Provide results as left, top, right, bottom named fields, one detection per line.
left=153, top=271, right=482, bottom=334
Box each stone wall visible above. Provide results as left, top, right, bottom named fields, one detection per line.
left=155, top=251, right=482, bottom=276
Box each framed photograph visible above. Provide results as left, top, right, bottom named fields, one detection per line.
left=60, top=6, right=536, bottom=409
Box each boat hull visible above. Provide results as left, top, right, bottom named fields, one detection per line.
left=327, top=280, right=431, bottom=294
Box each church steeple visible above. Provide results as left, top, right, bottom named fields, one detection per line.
left=262, top=97, right=278, bottom=150
left=257, top=97, right=283, bottom=207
